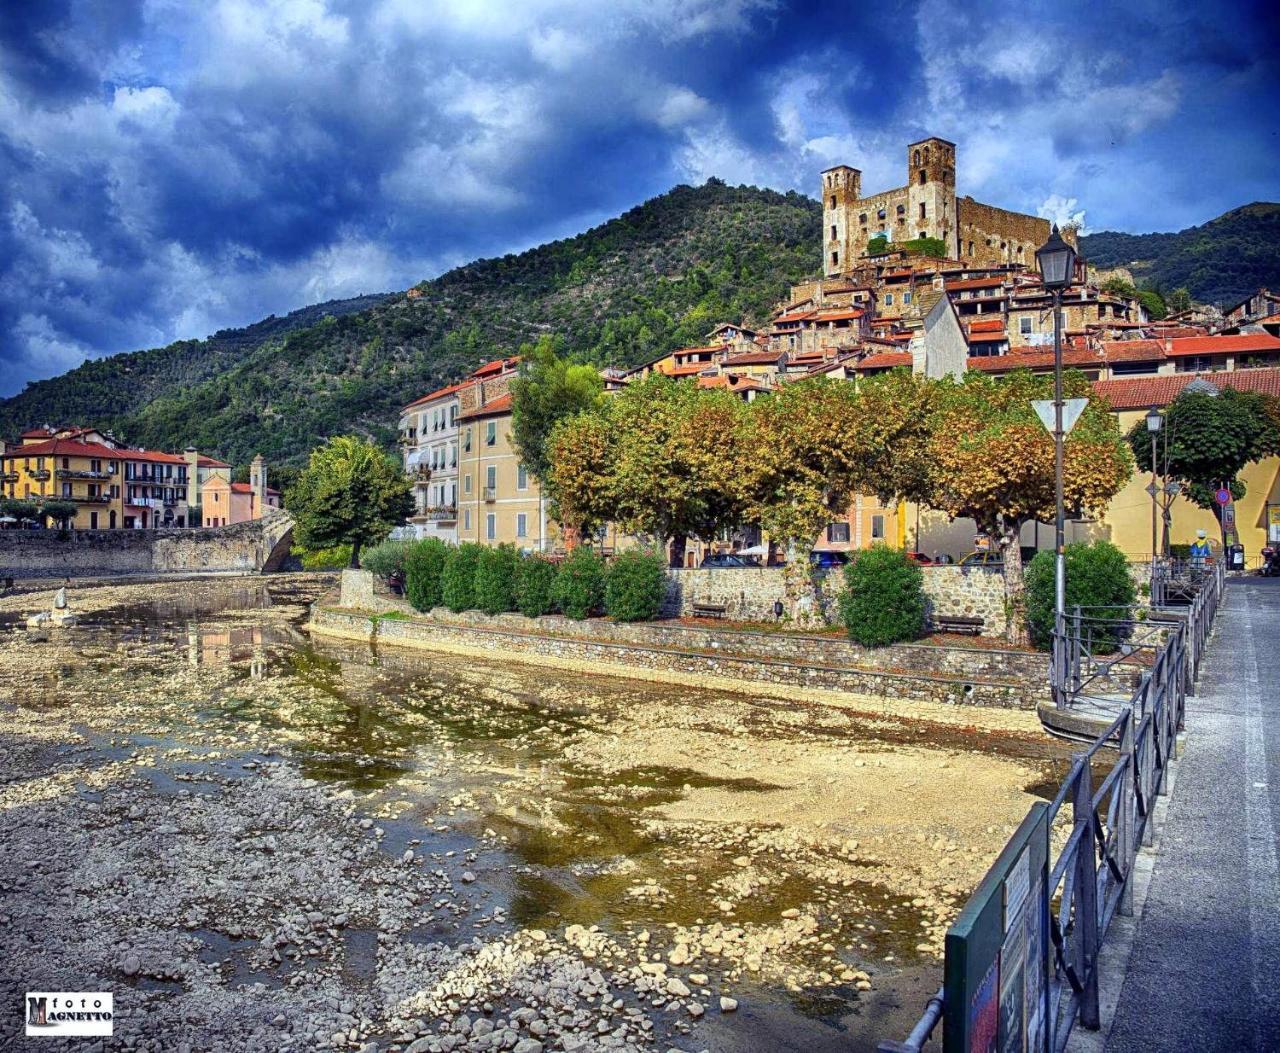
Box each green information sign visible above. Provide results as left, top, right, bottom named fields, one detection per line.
left=943, top=803, right=1050, bottom=1053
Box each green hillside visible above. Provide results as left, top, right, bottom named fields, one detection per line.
left=0, top=180, right=820, bottom=467
left=1079, top=202, right=1280, bottom=307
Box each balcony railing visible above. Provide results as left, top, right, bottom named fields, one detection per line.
left=31, top=469, right=51, bottom=481
left=424, top=505, right=458, bottom=521
left=74, top=493, right=111, bottom=504
left=483, top=486, right=497, bottom=502
left=56, top=468, right=110, bottom=480
left=0, top=471, right=17, bottom=483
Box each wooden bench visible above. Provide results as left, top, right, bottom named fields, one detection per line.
left=932, top=613, right=984, bottom=635
left=691, top=602, right=728, bottom=619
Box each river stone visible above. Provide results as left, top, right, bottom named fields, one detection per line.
left=665, top=978, right=690, bottom=997
left=720, top=996, right=738, bottom=1012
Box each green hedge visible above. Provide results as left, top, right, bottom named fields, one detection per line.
left=405, top=537, right=450, bottom=611
left=553, top=547, right=606, bottom=620
left=516, top=555, right=558, bottom=617
left=838, top=546, right=926, bottom=646
left=605, top=549, right=667, bottom=622
left=296, top=543, right=352, bottom=569
left=441, top=543, right=483, bottom=612
left=360, top=538, right=414, bottom=577
left=1025, top=540, right=1136, bottom=651
left=475, top=544, right=519, bottom=615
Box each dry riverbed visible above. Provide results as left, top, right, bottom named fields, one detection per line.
left=0, top=576, right=1072, bottom=1052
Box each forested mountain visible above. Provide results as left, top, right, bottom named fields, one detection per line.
left=0, top=180, right=820, bottom=467
left=1079, top=203, right=1280, bottom=307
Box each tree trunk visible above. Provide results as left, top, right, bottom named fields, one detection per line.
left=782, top=542, right=823, bottom=627
left=1000, top=524, right=1029, bottom=646
left=350, top=539, right=362, bottom=569
left=670, top=533, right=687, bottom=569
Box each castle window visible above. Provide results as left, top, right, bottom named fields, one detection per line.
left=859, top=213, right=867, bottom=225
left=831, top=225, right=837, bottom=241
left=877, top=208, right=885, bottom=220
left=919, top=203, right=927, bottom=220
left=831, top=251, right=839, bottom=267
left=830, top=196, right=836, bottom=209
left=918, top=169, right=926, bottom=185
left=968, top=241, right=974, bottom=255
left=897, top=204, right=905, bottom=215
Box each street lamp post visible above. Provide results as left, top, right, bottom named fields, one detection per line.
left=1035, top=225, right=1077, bottom=628
left=1146, top=407, right=1163, bottom=562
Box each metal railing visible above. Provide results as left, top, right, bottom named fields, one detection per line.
left=883, top=560, right=1225, bottom=1053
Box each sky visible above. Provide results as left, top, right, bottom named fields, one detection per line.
left=1, top=0, right=1278, bottom=397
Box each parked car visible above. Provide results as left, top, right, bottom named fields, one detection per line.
left=960, top=550, right=1003, bottom=568
left=700, top=553, right=758, bottom=568
left=904, top=551, right=935, bottom=566
left=809, top=550, right=850, bottom=568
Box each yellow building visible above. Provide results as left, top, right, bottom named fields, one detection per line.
left=1, top=434, right=125, bottom=528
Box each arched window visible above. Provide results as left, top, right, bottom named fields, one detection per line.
left=913, top=149, right=921, bottom=166
left=859, top=212, right=867, bottom=225
left=918, top=169, right=927, bottom=186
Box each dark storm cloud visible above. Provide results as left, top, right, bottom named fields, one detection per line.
left=0, top=0, right=1277, bottom=396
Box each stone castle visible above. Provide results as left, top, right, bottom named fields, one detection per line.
left=822, top=136, right=1065, bottom=275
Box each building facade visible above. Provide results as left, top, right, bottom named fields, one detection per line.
left=822, top=137, right=1064, bottom=275
left=399, top=382, right=464, bottom=542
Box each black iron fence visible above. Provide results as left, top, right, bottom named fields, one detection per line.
left=882, top=560, right=1225, bottom=1053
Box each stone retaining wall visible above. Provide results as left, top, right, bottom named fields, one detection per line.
left=311, top=605, right=1035, bottom=708
left=663, top=564, right=1009, bottom=637
left=0, top=512, right=293, bottom=578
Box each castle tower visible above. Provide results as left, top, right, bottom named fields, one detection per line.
left=905, top=137, right=957, bottom=254
left=250, top=454, right=266, bottom=516
left=821, top=165, right=861, bottom=277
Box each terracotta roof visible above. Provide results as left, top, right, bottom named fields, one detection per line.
left=968, top=318, right=1006, bottom=334
left=469, top=356, right=521, bottom=378
left=967, top=330, right=1008, bottom=343
left=947, top=277, right=1006, bottom=291
left=674, top=344, right=730, bottom=357
left=1093, top=369, right=1280, bottom=411
left=813, top=308, right=865, bottom=322
left=122, top=448, right=186, bottom=464
left=721, top=350, right=783, bottom=367
left=1166, top=334, right=1280, bottom=357
left=771, top=310, right=815, bottom=325
left=967, top=348, right=1104, bottom=373
left=1099, top=340, right=1167, bottom=364
left=1258, top=313, right=1280, bottom=325
left=3, top=438, right=125, bottom=460
left=660, top=361, right=715, bottom=377
left=882, top=270, right=913, bottom=280
left=857, top=352, right=913, bottom=371
left=404, top=379, right=469, bottom=411
left=696, top=374, right=771, bottom=392
left=20, top=426, right=56, bottom=438
left=197, top=455, right=232, bottom=468
left=458, top=393, right=514, bottom=420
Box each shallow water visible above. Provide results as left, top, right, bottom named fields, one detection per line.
left=6, top=577, right=1073, bottom=1051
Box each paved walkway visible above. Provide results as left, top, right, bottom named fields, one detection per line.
left=1103, top=579, right=1280, bottom=1052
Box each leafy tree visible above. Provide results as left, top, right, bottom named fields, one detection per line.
left=1101, top=275, right=1138, bottom=298
left=441, top=543, right=483, bottom=612
left=510, top=335, right=605, bottom=482
left=544, top=410, right=616, bottom=545
left=1125, top=386, right=1280, bottom=548
left=740, top=377, right=860, bottom=578
left=1025, top=541, right=1135, bottom=651
left=287, top=436, right=413, bottom=567
left=405, top=538, right=450, bottom=611
left=926, top=371, right=1132, bottom=643
left=866, top=235, right=889, bottom=255
left=607, top=375, right=749, bottom=565
left=844, top=370, right=939, bottom=505
left=38, top=499, right=77, bottom=529
left=605, top=549, right=668, bottom=622
left=475, top=544, right=519, bottom=615
left=838, top=546, right=926, bottom=646
left=515, top=554, right=558, bottom=617
left=295, top=543, right=352, bottom=569
left=360, top=538, right=414, bottom=578
left=1, top=497, right=39, bottom=524
left=900, top=236, right=948, bottom=258
left=1136, top=289, right=1167, bottom=320
left=552, top=546, right=606, bottom=619
left=1166, top=287, right=1193, bottom=315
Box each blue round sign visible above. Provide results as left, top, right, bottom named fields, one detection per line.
left=1215, top=487, right=1231, bottom=506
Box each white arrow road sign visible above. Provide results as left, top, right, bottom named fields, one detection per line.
left=1032, top=398, right=1088, bottom=436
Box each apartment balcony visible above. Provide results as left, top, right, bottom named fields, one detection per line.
left=483, top=486, right=497, bottom=502
left=31, top=469, right=51, bottom=481
left=424, top=505, right=458, bottom=522
left=74, top=493, right=111, bottom=504
left=56, top=468, right=110, bottom=480
left=0, top=471, right=17, bottom=483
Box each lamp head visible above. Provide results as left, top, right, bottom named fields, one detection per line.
left=1036, top=224, right=1077, bottom=289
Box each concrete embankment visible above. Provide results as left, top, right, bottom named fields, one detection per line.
left=310, top=573, right=1049, bottom=711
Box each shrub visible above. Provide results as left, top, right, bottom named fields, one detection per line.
left=838, top=545, right=926, bottom=647
left=515, top=555, right=558, bottom=617
left=296, top=543, right=352, bottom=570
left=441, top=543, right=483, bottom=612
left=605, top=549, right=667, bottom=622
left=553, top=547, right=606, bottom=620
left=405, top=537, right=450, bottom=611
left=360, top=538, right=414, bottom=578
left=1025, top=540, right=1136, bottom=651
left=475, top=544, right=519, bottom=615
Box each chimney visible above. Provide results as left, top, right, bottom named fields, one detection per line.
left=250, top=454, right=266, bottom=516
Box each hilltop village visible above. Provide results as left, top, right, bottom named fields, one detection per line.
left=397, top=138, right=1280, bottom=562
